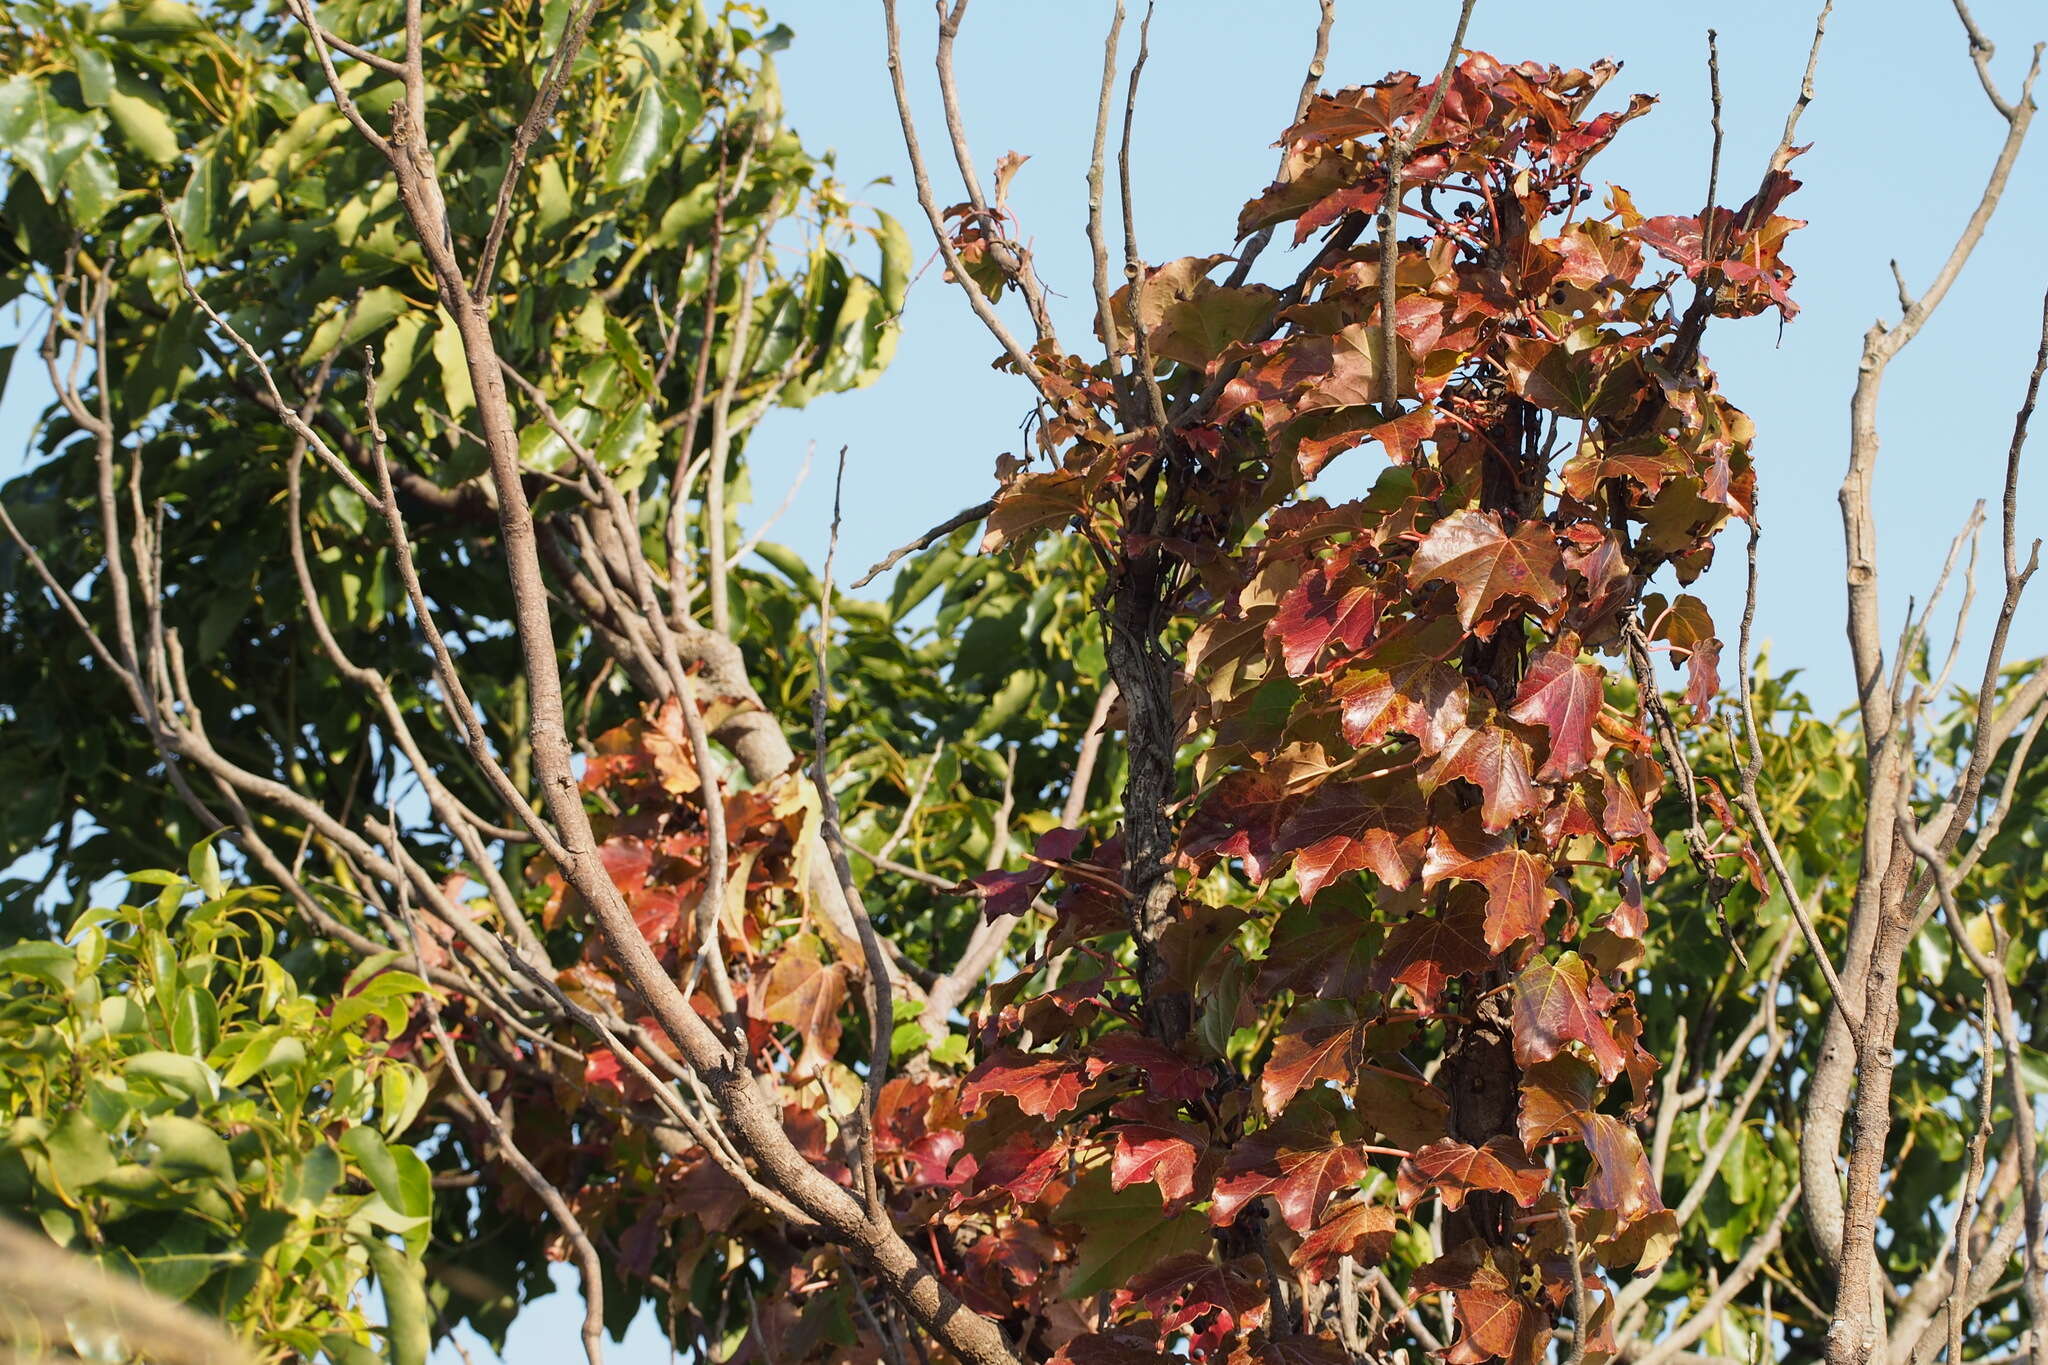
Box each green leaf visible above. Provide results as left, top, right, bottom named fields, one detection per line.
left=99, top=994, right=145, bottom=1036
left=70, top=43, right=116, bottom=107
left=95, top=0, right=204, bottom=38
left=106, top=88, right=179, bottom=163
left=171, top=148, right=222, bottom=256
left=303, top=286, right=412, bottom=366
left=125, top=1050, right=222, bottom=1102
left=146, top=1113, right=235, bottom=1185
left=1058, top=1166, right=1209, bottom=1299
left=0, top=77, right=106, bottom=204
left=288, top=1143, right=342, bottom=1213
left=431, top=306, right=475, bottom=423
left=365, top=1236, right=429, bottom=1365
left=170, top=986, right=219, bottom=1056
left=45, top=1109, right=118, bottom=1195
left=604, top=84, right=679, bottom=187
left=339, top=1125, right=406, bottom=1211
left=603, top=312, right=655, bottom=395
left=0, top=941, right=77, bottom=990
left=874, top=207, right=911, bottom=313
left=188, top=838, right=224, bottom=900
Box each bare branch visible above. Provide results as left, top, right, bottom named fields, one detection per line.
left=1086, top=1, right=1128, bottom=368
left=810, top=448, right=896, bottom=1217
left=1223, top=0, right=1334, bottom=291
left=880, top=0, right=1050, bottom=397
left=933, top=0, right=1057, bottom=344
left=1115, top=4, right=1169, bottom=431
left=852, top=499, right=994, bottom=588
left=475, top=0, right=602, bottom=299
left=409, top=902, right=606, bottom=1365
left=1635, top=1185, right=1803, bottom=1365
left=1377, top=0, right=1478, bottom=409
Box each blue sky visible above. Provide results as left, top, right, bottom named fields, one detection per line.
left=0, top=1, right=2040, bottom=1357
left=459, top=2, right=2047, bottom=1358
left=743, top=0, right=2048, bottom=718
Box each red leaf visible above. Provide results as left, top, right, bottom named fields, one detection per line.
left=983, top=468, right=1096, bottom=555
left=1252, top=1336, right=1354, bottom=1365
left=961, top=1047, right=1090, bottom=1119
left=1397, top=1136, right=1548, bottom=1212
left=1517, top=1055, right=1600, bottom=1149
left=1110, top=1124, right=1203, bottom=1208
left=1412, top=1242, right=1548, bottom=1365
left=584, top=1047, right=628, bottom=1096
left=1683, top=637, right=1722, bottom=714
left=1355, top=1063, right=1452, bottom=1148
left=1335, top=657, right=1469, bottom=756
left=1577, top=1112, right=1663, bottom=1226
left=755, top=943, right=848, bottom=1072
left=1421, top=812, right=1558, bottom=953
left=1512, top=952, right=1628, bottom=1082
left=1268, top=551, right=1383, bottom=676
left=1260, top=1018, right=1362, bottom=1116
left=961, top=827, right=1086, bottom=921
left=1275, top=777, right=1430, bottom=900
left=1409, top=509, right=1565, bottom=634
left=1125, top=1252, right=1268, bottom=1336
left=1293, top=1199, right=1399, bottom=1281
left=1052, top=1328, right=1176, bottom=1365
left=1508, top=645, right=1606, bottom=780
left=972, top=1130, right=1071, bottom=1205
left=1373, top=887, right=1493, bottom=1008
left=1212, top=1116, right=1367, bottom=1233
left=1086, top=1033, right=1214, bottom=1104
left=1428, top=724, right=1540, bottom=831
left=1468, top=850, right=1557, bottom=952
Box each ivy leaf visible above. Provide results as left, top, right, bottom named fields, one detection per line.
left=1274, top=776, right=1429, bottom=900
left=960, top=827, right=1084, bottom=920
left=1108, top=1122, right=1204, bottom=1208
left=1260, top=1016, right=1362, bottom=1116
left=1292, top=1198, right=1398, bottom=1281
left=1336, top=657, right=1468, bottom=755
left=1212, top=1109, right=1366, bottom=1233
left=983, top=468, right=1095, bottom=555
left=1426, top=724, right=1539, bottom=831
left=971, top=1131, right=1071, bottom=1204
left=1508, top=645, right=1605, bottom=780
left=1397, top=1136, right=1546, bottom=1212
left=1422, top=814, right=1557, bottom=953
left=1354, top=1064, right=1451, bottom=1148
left=1125, top=1252, right=1269, bottom=1337
left=1058, top=1167, right=1210, bottom=1300
left=1372, top=886, right=1491, bottom=1008
left=1409, top=509, right=1565, bottom=633
left=1267, top=552, right=1382, bottom=676
left=1577, top=1112, right=1663, bottom=1226
left=1086, top=1033, right=1213, bottom=1104
left=1512, top=952, right=1628, bottom=1082
left=1517, top=1056, right=1600, bottom=1149
left=962, top=1047, right=1089, bottom=1120
left=1412, top=1242, right=1547, bottom=1365
left=1050, top=1328, right=1176, bottom=1365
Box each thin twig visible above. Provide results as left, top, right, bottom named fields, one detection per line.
left=474, top=0, right=601, bottom=299
left=1377, top=0, right=1478, bottom=409
left=1086, top=1, right=1128, bottom=366
left=880, top=0, right=1050, bottom=397
left=851, top=499, right=994, bottom=588
left=809, top=447, right=896, bottom=1217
